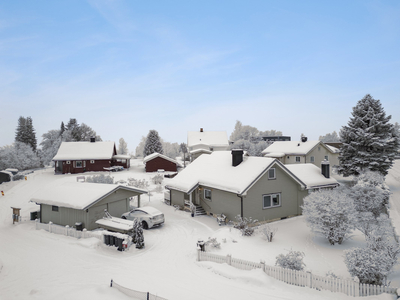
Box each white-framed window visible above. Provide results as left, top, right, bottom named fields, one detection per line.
left=204, top=189, right=212, bottom=201
left=268, top=168, right=276, bottom=180
left=66, top=161, right=71, bottom=165
left=263, top=193, right=281, bottom=209
left=52, top=205, right=59, bottom=212
left=90, top=160, right=95, bottom=164
left=295, top=156, right=301, bottom=162
left=122, top=159, right=126, bottom=163
left=310, top=156, right=315, bottom=163
left=325, top=155, right=329, bottom=161
left=76, top=161, right=83, bottom=168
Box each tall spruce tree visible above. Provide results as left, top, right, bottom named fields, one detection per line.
left=15, top=116, right=37, bottom=151
left=25, top=117, right=37, bottom=151
left=338, top=94, right=399, bottom=177
left=60, top=121, right=65, bottom=136
left=143, top=130, right=163, bottom=157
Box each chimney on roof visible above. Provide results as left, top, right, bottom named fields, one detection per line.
left=321, top=159, right=330, bottom=178
left=301, top=136, right=308, bottom=143
left=90, top=137, right=95, bottom=143
left=200, top=128, right=203, bottom=132
left=232, top=149, right=244, bottom=167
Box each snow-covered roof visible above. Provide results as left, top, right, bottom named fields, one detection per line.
left=95, top=217, right=134, bottom=231
left=285, top=164, right=339, bottom=189
left=264, top=152, right=285, bottom=158
left=187, top=131, right=229, bottom=148
left=262, top=140, right=336, bottom=155
left=30, top=182, right=147, bottom=210
left=112, top=154, right=131, bottom=160
left=325, top=145, right=340, bottom=153
left=166, top=151, right=303, bottom=195
left=0, top=170, right=13, bottom=177
left=189, top=148, right=212, bottom=155
left=5, top=168, right=18, bottom=173
left=143, top=152, right=183, bottom=167
left=52, top=141, right=116, bottom=160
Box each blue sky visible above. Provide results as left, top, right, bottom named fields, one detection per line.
left=1, top=0, right=399, bottom=152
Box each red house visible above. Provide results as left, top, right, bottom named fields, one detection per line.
left=143, top=152, right=182, bottom=173
left=52, top=138, right=130, bottom=174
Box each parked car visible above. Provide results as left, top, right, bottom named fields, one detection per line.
left=121, top=206, right=164, bottom=229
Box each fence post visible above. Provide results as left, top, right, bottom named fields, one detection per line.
left=49, top=221, right=53, bottom=233
left=197, top=248, right=201, bottom=261
left=227, top=254, right=232, bottom=266
left=82, top=228, right=87, bottom=238
left=306, top=271, right=312, bottom=288
left=260, top=260, right=265, bottom=272
left=147, top=292, right=149, bottom=300
left=65, top=225, right=69, bottom=236
left=354, top=276, right=360, bottom=297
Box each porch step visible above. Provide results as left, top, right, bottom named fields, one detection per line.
left=194, top=205, right=206, bottom=216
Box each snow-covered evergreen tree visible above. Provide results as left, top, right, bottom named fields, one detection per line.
left=338, top=94, right=399, bottom=176
left=302, top=188, right=357, bottom=245
left=118, top=138, right=128, bottom=155
left=135, top=221, right=145, bottom=249
left=0, top=142, right=41, bottom=170
left=66, top=118, right=81, bottom=141
left=60, top=121, right=65, bottom=136
left=135, top=136, right=146, bottom=157
left=78, top=123, right=102, bottom=141
left=162, top=141, right=180, bottom=159
left=143, top=130, right=163, bottom=157
left=15, top=116, right=37, bottom=151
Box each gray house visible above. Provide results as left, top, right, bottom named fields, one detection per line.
left=31, top=182, right=147, bottom=230
left=166, top=150, right=338, bottom=222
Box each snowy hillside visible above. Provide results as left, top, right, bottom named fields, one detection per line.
left=0, top=159, right=399, bottom=300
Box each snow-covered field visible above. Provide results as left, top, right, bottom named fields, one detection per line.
left=0, top=159, right=399, bottom=300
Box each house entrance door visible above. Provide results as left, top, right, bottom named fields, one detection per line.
left=193, top=191, right=200, bottom=206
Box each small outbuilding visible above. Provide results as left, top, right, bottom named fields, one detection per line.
left=30, top=182, right=147, bottom=230
left=143, top=152, right=182, bottom=173
left=0, top=171, right=13, bottom=185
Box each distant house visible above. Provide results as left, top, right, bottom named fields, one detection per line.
left=166, top=150, right=338, bottom=222
left=143, top=152, right=182, bottom=172
left=187, top=128, right=229, bottom=161
left=0, top=171, right=13, bottom=184
left=52, top=138, right=130, bottom=174
left=261, top=137, right=340, bottom=168
left=30, top=182, right=147, bottom=230
left=262, top=136, right=291, bottom=142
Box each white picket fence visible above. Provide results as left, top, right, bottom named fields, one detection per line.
left=197, top=250, right=398, bottom=297
left=35, top=220, right=103, bottom=240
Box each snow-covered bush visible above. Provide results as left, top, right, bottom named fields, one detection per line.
left=275, top=250, right=305, bottom=271
left=261, top=224, right=278, bottom=242
left=302, top=188, right=357, bottom=245
left=153, top=184, right=163, bottom=193
left=206, top=237, right=221, bottom=249
left=151, top=174, right=164, bottom=185
left=128, top=178, right=149, bottom=189
left=344, top=214, right=399, bottom=285
left=86, top=174, right=114, bottom=184
left=233, top=215, right=257, bottom=236
left=349, top=171, right=390, bottom=218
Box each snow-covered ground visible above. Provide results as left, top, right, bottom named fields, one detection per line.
left=0, top=159, right=399, bottom=300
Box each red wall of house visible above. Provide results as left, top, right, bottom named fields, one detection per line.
left=145, top=157, right=177, bottom=172
left=56, top=160, right=112, bottom=174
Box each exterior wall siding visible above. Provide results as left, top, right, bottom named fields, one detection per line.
left=170, top=189, right=185, bottom=207
left=55, top=159, right=112, bottom=174
left=145, top=157, right=177, bottom=172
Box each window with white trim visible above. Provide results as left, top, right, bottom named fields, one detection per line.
left=310, top=156, right=315, bottom=163
left=204, top=189, right=212, bottom=201
left=263, top=193, right=281, bottom=209
left=295, top=156, right=301, bottom=162
left=52, top=206, right=59, bottom=212
left=66, top=161, right=71, bottom=164
left=325, top=155, right=329, bottom=161
left=268, top=168, right=276, bottom=180
left=90, top=160, right=95, bottom=164
left=76, top=161, right=83, bottom=168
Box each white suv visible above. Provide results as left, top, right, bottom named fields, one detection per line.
left=121, top=206, right=165, bottom=229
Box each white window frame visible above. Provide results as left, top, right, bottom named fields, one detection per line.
left=268, top=168, right=276, bottom=180
left=263, top=193, right=281, bottom=209
left=76, top=161, right=83, bottom=168
left=90, top=160, right=95, bottom=164
left=204, top=189, right=212, bottom=201
left=324, top=155, right=329, bottom=161
left=66, top=161, right=71, bottom=165
left=310, top=156, right=315, bottom=163
left=295, top=156, right=301, bottom=162
left=52, top=205, right=59, bottom=212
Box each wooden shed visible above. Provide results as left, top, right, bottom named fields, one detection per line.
left=30, top=182, right=147, bottom=230
left=143, top=153, right=182, bottom=173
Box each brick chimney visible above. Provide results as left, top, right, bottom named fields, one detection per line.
left=321, top=159, right=330, bottom=178
left=90, top=137, right=95, bottom=143
left=232, top=149, right=244, bottom=167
